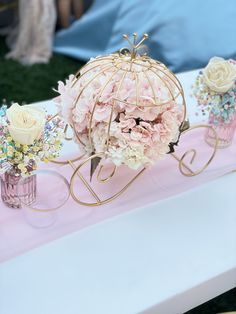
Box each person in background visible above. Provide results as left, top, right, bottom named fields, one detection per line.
left=0, top=0, right=91, bottom=65
left=53, top=0, right=236, bottom=73
left=57, top=0, right=84, bottom=29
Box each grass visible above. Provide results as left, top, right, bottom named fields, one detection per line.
left=0, top=35, right=235, bottom=314
left=0, top=36, right=82, bottom=104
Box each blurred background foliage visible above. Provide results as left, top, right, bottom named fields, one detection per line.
left=0, top=36, right=82, bottom=104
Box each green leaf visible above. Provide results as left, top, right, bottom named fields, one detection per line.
left=90, top=155, right=102, bottom=182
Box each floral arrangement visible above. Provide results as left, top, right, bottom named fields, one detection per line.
left=0, top=103, right=64, bottom=176
left=54, top=57, right=184, bottom=172
left=193, top=57, right=236, bottom=124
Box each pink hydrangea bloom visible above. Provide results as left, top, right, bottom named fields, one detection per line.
left=54, top=57, right=184, bottom=169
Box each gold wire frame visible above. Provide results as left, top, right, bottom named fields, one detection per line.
left=172, top=124, right=218, bottom=177
left=51, top=33, right=219, bottom=206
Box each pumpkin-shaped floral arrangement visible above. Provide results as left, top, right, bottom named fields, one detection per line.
left=54, top=34, right=187, bottom=177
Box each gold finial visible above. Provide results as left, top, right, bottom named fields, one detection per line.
left=122, top=33, right=149, bottom=59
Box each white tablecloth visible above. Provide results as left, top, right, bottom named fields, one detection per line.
left=0, top=70, right=236, bottom=314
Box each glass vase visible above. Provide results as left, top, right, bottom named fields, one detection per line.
left=21, top=170, right=70, bottom=228
left=0, top=167, right=36, bottom=209
left=205, top=112, right=236, bottom=148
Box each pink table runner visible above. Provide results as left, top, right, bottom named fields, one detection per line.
left=1, top=127, right=236, bottom=263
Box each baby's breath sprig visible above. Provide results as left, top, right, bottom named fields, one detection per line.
left=193, top=60, right=236, bottom=124
left=0, top=105, right=64, bottom=177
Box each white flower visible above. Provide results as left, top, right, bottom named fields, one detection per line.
left=203, top=57, right=236, bottom=93
left=123, top=145, right=150, bottom=169
left=108, top=144, right=150, bottom=170
left=107, top=146, right=124, bottom=167
left=6, top=103, right=46, bottom=145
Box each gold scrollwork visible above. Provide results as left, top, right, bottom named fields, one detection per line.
left=49, top=123, right=218, bottom=206
left=64, top=124, right=74, bottom=141
left=171, top=124, right=218, bottom=177
left=50, top=155, right=85, bottom=165
left=97, top=164, right=117, bottom=183
left=69, top=153, right=145, bottom=206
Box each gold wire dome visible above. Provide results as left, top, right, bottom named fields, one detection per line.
left=71, top=33, right=187, bottom=150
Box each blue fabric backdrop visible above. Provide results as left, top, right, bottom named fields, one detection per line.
left=54, top=0, right=236, bottom=73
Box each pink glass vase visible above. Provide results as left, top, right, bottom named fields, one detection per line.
left=0, top=167, right=36, bottom=209
left=205, top=112, right=236, bottom=148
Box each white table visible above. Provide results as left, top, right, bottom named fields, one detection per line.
left=0, top=70, right=236, bottom=314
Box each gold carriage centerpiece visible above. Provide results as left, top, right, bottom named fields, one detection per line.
left=54, top=33, right=218, bottom=206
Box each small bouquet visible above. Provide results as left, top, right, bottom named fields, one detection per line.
left=0, top=103, right=64, bottom=177
left=193, top=57, right=236, bottom=148
left=193, top=57, right=236, bottom=123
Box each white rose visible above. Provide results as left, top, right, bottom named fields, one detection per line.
left=7, top=103, right=46, bottom=145
left=203, top=57, right=236, bottom=93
